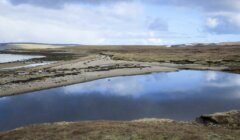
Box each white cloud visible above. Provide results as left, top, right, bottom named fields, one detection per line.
left=205, top=13, right=240, bottom=34
left=147, top=0, right=240, bottom=34
left=147, top=38, right=163, bottom=45
left=206, top=18, right=219, bottom=28
left=0, top=0, right=162, bottom=44
left=1, top=0, right=240, bottom=44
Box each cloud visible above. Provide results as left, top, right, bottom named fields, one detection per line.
left=8, top=0, right=132, bottom=8
left=148, top=18, right=168, bottom=31
left=148, top=0, right=240, bottom=12
left=206, top=18, right=219, bottom=28
left=205, top=15, right=240, bottom=34
left=148, top=0, right=240, bottom=34
left=10, top=0, right=240, bottom=12
left=1, top=0, right=163, bottom=45
left=147, top=38, right=163, bottom=44
left=1, top=0, right=240, bottom=44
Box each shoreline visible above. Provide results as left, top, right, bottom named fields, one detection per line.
left=0, top=68, right=232, bottom=98
left=0, top=71, right=174, bottom=97
left=1, top=44, right=239, bottom=97
left=0, top=110, right=239, bottom=139
left=0, top=54, right=230, bottom=97
left=0, top=59, right=177, bottom=97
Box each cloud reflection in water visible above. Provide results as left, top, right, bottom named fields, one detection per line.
left=0, top=70, right=240, bottom=131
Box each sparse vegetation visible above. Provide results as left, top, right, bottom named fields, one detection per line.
left=0, top=110, right=240, bottom=140
left=2, top=45, right=240, bottom=71
left=62, top=45, right=240, bottom=72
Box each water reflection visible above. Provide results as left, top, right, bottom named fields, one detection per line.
left=0, top=70, right=240, bottom=131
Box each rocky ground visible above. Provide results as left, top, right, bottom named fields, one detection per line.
left=0, top=110, right=239, bottom=140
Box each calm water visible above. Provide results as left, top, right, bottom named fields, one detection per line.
left=0, top=70, right=240, bottom=131
left=2, top=62, right=56, bottom=70
left=0, top=54, right=44, bottom=63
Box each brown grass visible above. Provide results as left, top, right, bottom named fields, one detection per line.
left=63, top=45, right=240, bottom=68
left=0, top=120, right=239, bottom=140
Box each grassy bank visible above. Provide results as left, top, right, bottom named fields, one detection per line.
left=0, top=110, right=239, bottom=140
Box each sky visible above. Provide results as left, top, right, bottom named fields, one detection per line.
left=1, top=0, right=240, bottom=45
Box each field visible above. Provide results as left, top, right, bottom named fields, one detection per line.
left=68, top=45, right=240, bottom=71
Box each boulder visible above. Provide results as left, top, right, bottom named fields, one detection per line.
left=196, top=110, right=240, bottom=129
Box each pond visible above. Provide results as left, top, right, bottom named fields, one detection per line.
left=0, top=54, right=44, bottom=63
left=0, top=70, right=240, bottom=131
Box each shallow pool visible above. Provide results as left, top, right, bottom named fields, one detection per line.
left=0, top=70, right=240, bottom=131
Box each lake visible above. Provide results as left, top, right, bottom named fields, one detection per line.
left=0, top=54, right=44, bottom=63
left=0, top=70, right=240, bottom=131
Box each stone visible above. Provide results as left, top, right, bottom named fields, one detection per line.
left=196, top=110, right=240, bottom=128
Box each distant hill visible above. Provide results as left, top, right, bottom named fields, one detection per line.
left=171, top=43, right=217, bottom=47
left=0, top=43, right=80, bottom=50
left=0, top=41, right=240, bottom=50
left=171, top=42, right=240, bottom=47
left=10, top=43, right=64, bottom=49
left=218, top=42, right=240, bottom=46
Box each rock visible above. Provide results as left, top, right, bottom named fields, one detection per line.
left=196, top=110, right=240, bottom=128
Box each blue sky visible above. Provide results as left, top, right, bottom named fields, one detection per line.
left=0, top=0, right=240, bottom=45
